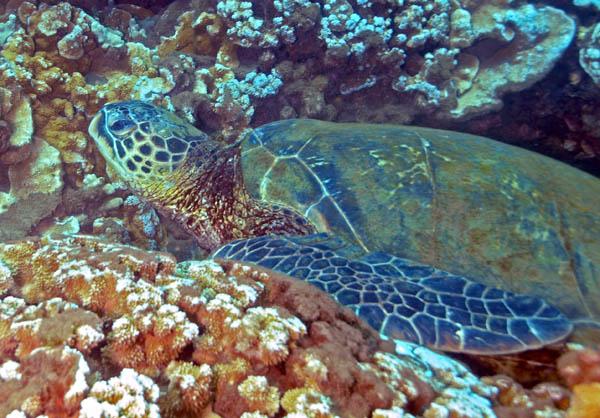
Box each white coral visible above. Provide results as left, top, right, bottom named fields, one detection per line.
left=0, top=360, right=22, bottom=381
left=80, top=369, right=160, bottom=418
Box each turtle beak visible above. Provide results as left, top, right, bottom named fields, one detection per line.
left=88, top=111, right=103, bottom=141
left=88, top=110, right=118, bottom=165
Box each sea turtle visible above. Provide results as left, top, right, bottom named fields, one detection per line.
left=89, top=101, right=584, bottom=355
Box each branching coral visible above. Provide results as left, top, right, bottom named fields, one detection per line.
left=156, top=0, right=576, bottom=126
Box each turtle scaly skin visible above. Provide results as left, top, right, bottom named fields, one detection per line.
left=89, top=101, right=315, bottom=252
left=89, top=101, right=573, bottom=355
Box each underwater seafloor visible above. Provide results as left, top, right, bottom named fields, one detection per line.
left=1, top=0, right=600, bottom=417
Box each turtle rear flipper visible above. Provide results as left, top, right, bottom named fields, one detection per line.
left=213, top=234, right=572, bottom=355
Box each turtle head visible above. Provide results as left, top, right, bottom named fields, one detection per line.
left=89, top=101, right=314, bottom=252
left=88, top=100, right=209, bottom=191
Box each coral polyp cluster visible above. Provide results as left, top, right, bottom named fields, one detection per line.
left=80, top=368, right=161, bottom=418
left=0, top=235, right=493, bottom=417
left=0, top=235, right=598, bottom=416
left=160, top=361, right=214, bottom=417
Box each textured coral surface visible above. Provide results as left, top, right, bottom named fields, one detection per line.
left=0, top=2, right=599, bottom=415
left=0, top=0, right=598, bottom=245
left=0, top=235, right=596, bottom=417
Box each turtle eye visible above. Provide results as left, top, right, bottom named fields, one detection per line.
left=110, top=119, right=135, bottom=134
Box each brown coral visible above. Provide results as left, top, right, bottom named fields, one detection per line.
left=484, top=375, right=570, bottom=418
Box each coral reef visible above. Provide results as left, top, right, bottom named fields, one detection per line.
left=0, top=234, right=597, bottom=417
left=0, top=1, right=598, bottom=416
left=0, top=0, right=596, bottom=244
left=0, top=235, right=496, bottom=417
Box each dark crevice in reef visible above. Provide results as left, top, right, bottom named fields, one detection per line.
left=0, top=164, right=9, bottom=193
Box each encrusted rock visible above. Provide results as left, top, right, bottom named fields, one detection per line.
left=579, top=22, right=600, bottom=87
left=0, top=139, right=63, bottom=242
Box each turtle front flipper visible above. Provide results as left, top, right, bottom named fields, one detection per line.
left=212, top=234, right=573, bottom=355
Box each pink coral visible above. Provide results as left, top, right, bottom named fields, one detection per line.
left=0, top=345, right=90, bottom=417
left=558, top=347, right=600, bottom=387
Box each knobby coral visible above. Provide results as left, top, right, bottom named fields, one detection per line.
left=0, top=235, right=597, bottom=417
left=0, top=235, right=502, bottom=416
